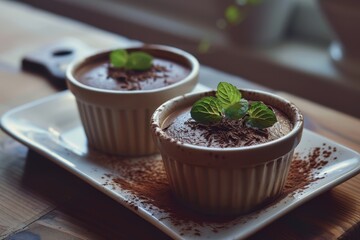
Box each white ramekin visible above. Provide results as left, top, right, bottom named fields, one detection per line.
left=151, top=89, right=304, bottom=215
left=66, top=44, right=199, bottom=156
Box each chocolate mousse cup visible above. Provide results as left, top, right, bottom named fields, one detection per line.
left=66, top=45, right=199, bottom=156
left=151, top=89, right=304, bottom=215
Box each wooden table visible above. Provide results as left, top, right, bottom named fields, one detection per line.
left=0, top=1, right=359, bottom=239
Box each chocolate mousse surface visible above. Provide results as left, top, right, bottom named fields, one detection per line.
left=77, top=58, right=190, bottom=91
left=164, top=106, right=292, bottom=148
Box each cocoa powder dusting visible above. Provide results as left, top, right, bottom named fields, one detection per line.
left=102, top=143, right=336, bottom=237
left=282, top=146, right=329, bottom=196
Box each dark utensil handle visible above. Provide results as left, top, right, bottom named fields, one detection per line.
left=21, top=38, right=95, bottom=89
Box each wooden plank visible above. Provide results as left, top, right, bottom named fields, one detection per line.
left=6, top=211, right=104, bottom=240
left=0, top=1, right=130, bottom=68
left=0, top=134, right=54, bottom=239
left=0, top=70, right=56, bottom=114
left=277, top=92, right=360, bottom=153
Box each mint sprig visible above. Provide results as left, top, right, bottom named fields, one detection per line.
left=110, top=49, right=153, bottom=70
left=190, top=82, right=277, bottom=129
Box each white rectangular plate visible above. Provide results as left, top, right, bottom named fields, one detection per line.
left=1, top=90, right=360, bottom=240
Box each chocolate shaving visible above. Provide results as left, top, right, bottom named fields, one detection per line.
left=107, top=64, right=169, bottom=90
left=185, top=118, right=269, bottom=148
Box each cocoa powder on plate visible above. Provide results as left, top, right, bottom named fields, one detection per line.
left=102, top=143, right=336, bottom=236
left=282, top=145, right=332, bottom=196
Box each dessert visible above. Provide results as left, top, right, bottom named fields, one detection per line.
left=151, top=83, right=304, bottom=215
left=76, top=55, right=190, bottom=91
left=66, top=45, right=199, bottom=156
left=163, top=105, right=292, bottom=148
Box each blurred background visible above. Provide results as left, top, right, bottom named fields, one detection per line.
left=14, top=0, right=360, bottom=118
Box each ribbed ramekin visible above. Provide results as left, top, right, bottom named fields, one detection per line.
left=151, top=89, right=304, bottom=215
left=66, top=44, right=199, bottom=156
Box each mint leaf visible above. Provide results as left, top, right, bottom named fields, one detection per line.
left=110, top=49, right=128, bottom=68
left=126, top=51, right=153, bottom=70
left=216, top=82, right=241, bottom=109
left=224, top=98, right=248, bottom=120
left=191, top=96, right=222, bottom=124
left=246, top=101, right=277, bottom=129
